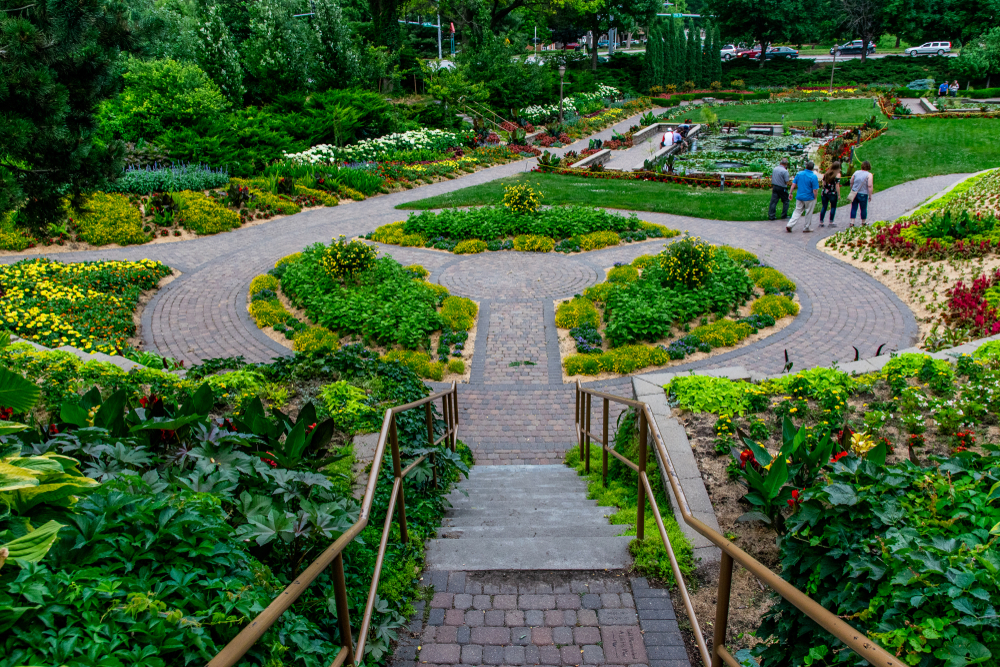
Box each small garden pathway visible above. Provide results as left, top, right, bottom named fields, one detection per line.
left=0, top=108, right=966, bottom=465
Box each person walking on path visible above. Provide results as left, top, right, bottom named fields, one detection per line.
left=769, top=158, right=791, bottom=220
left=819, top=161, right=842, bottom=228
left=938, top=81, right=949, bottom=97
left=849, top=161, right=875, bottom=227
left=786, top=161, right=819, bottom=233
left=949, top=80, right=960, bottom=97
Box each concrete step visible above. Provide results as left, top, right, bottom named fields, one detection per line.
left=448, top=483, right=590, bottom=495
left=425, top=536, right=634, bottom=570
left=441, top=508, right=618, bottom=526
left=437, top=523, right=625, bottom=539
left=445, top=498, right=604, bottom=511
left=466, top=468, right=582, bottom=480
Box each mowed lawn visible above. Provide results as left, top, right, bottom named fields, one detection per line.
left=396, top=172, right=773, bottom=221
left=855, top=118, right=1000, bottom=189
left=713, top=99, right=877, bottom=123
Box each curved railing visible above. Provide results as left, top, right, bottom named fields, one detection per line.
left=208, top=383, right=460, bottom=667
left=574, top=382, right=900, bottom=667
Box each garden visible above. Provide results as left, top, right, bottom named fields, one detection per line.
left=822, top=168, right=1000, bottom=350
left=661, top=342, right=1000, bottom=666
left=557, top=237, right=800, bottom=377
left=247, top=238, right=478, bottom=383
left=372, top=183, right=678, bottom=253
left=0, top=336, right=471, bottom=666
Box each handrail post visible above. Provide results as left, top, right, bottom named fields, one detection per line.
left=390, top=416, right=409, bottom=543
left=584, top=393, right=592, bottom=473
left=452, top=386, right=459, bottom=452
left=575, top=386, right=582, bottom=459
left=425, top=402, right=437, bottom=486
left=711, top=552, right=735, bottom=667
left=602, top=398, right=609, bottom=488
left=334, top=553, right=356, bottom=666
left=637, top=409, right=647, bottom=540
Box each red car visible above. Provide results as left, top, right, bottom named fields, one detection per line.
left=736, top=46, right=762, bottom=59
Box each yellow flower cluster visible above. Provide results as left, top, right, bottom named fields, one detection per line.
left=454, top=239, right=487, bottom=254
left=751, top=294, right=799, bottom=319
left=173, top=191, right=242, bottom=235
left=371, top=221, right=425, bottom=247
left=440, top=296, right=478, bottom=330
left=502, top=183, right=544, bottom=215
left=293, top=325, right=341, bottom=353
left=555, top=297, right=600, bottom=329
left=382, top=349, right=445, bottom=380
left=578, top=231, right=619, bottom=251
left=607, top=265, right=639, bottom=284
left=0, top=258, right=170, bottom=354
left=660, top=236, right=716, bottom=287
left=564, top=344, right=671, bottom=376
left=689, top=319, right=755, bottom=348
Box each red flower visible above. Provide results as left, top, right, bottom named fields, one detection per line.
left=261, top=452, right=278, bottom=468
left=787, top=489, right=802, bottom=508
left=306, top=422, right=317, bottom=433
left=830, top=450, right=849, bottom=464
left=739, top=449, right=755, bottom=469
left=0, top=406, right=12, bottom=421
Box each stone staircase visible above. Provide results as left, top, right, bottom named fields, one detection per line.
left=424, top=465, right=633, bottom=570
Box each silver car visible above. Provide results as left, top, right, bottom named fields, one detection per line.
left=905, top=41, right=951, bottom=56
left=720, top=44, right=738, bottom=61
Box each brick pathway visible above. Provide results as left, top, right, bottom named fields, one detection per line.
left=394, top=572, right=687, bottom=667
left=0, top=106, right=967, bottom=465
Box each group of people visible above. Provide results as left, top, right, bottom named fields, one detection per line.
left=768, top=158, right=874, bottom=233
left=660, top=120, right=694, bottom=151
left=937, top=81, right=961, bottom=97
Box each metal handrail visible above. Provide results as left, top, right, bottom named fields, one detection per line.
left=208, top=383, right=460, bottom=667
left=574, top=382, right=900, bottom=667
left=460, top=100, right=513, bottom=132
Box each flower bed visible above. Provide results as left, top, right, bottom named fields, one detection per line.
left=534, top=165, right=772, bottom=189
left=822, top=170, right=1000, bottom=346
left=817, top=122, right=888, bottom=171
left=248, top=238, right=476, bottom=382
left=560, top=240, right=799, bottom=377
left=368, top=196, right=678, bottom=254
left=0, top=342, right=472, bottom=667
left=665, top=344, right=1000, bottom=664
left=284, top=129, right=472, bottom=164
left=0, top=257, right=172, bottom=354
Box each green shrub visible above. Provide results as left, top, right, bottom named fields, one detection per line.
left=454, top=239, right=487, bottom=254
left=173, top=190, right=241, bottom=235
left=293, top=325, right=340, bottom=353
left=97, top=57, right=230, bottom=142
left=973, top=340, right=1000, bottom=358
left=578, top=230, right=620, bottom=251
left=564, top=344, right=673, bottom=376
left=371, top=221, right=407, bottom=244
left=749, top=267, right=796, bottom=292
left=502, top=183, right=543, bottom=214
left=76, top=193, right=150, bottom=246
left=447, top=358, right=466, bottom=374
left=631, top=254, right=657, bottom=269
left=0, top=210, right=32, bottom=251
left=440, top=296, right=478, bottom=330
left=382, top=349, right=444, bottom=380
left=607, top=265, right=639, bottom=284
left=513, top=234, right=554, bottom=252
left=689, top=318, right=754, bottom=348
left=275, top=252, right=302, bottom=268
left=751, top=294, right=799, bottom=319
left=660, top=235, right=716, bottom=287
left=404, top=264, right=430, bottom=278
left=564, top=354, right=602, bottom=375
left=294, top=185, right=339, bottom=206
left=719, top=245, right=759, bottom=266
left=318, top=380, right=379, bottom=435
left=668, top=375, right=758, bottom=414
left=403, top=205, right=641, bottom=241
left=583, top=282, right=616, bottom=303
left=250, top=274, right=280, bottom=294
left=319, top=236, right=378, bottom=280
left=555, top=297, right=600, bottom=329
left=248, top=299, right=290, bottom=328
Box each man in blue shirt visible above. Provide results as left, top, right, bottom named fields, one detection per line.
left=786, top=161, right=820, bottom=233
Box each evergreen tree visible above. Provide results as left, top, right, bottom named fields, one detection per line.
left=640, top=21, right=662, bottom=91
left=240, top=0, right=310, bottom=101
left=685, top=20, right=698, bottom=86
left=667, top=19, right=681, bottom=86
left=196, top=0, right=245, bottom=105
left=310, top=0, right=360, bottom=89
left=710, top=25, right=724, bottom=85
left=0, top=0, right=159, bottom=227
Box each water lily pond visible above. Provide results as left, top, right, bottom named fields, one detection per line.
left=672, top=133, right=821, bottom=175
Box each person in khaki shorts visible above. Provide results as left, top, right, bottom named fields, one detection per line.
left=786, top=161, right=819, bottom=233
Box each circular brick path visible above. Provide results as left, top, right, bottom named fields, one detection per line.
left=0, top=111, right=968, bottom=463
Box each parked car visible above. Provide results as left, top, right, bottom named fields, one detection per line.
left=720, top=44, right=738, bottom=60
left=830, top=40, right=876, bottom=55
left=737, top=46, right=762, bottom=59
left=759, top=46, right=799, bottom=60
left=905, top=41, right=952, bottom=56
left=597, top=39, right=609, bottom=47
left=563, top=42, right=580, bottom=50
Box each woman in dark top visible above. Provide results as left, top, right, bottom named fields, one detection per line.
left=818, top=161, right=842, bottom=228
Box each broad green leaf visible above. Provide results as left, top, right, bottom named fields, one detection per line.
left=0, top=461, right=40, bottom=492
left=933, top=637, right=992, bottom=667
left=743, top=437, right=773, bottom=467
left=60, top=401, right=90, bottom=427
left=2, top=520, right=65, bottom=564
left=867, top=440, right=887, bottom=466
left=825, top=483, right=858, bottom=506
left=0, top=422, right=29, bottom=436
left=763, top=455, right=789, bottom=500
left=94, top=389, right=127, bottom=435
left=987, top=481, right=1000, bottom=504
left=129, top=414, right=203, bottom=433
left=0, top=603, right=38, bottom=633
left=8, top=456, right=63, bottom=475
left=2, top=474, right=100, bottom=513
left=736, top=510, right=771, bottom=524
left=0, top=366, right=40, bottom=414
left=190, top=382, right=214, bottom=416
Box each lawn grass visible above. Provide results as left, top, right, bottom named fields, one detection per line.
left=396, top=172, right=772, bottom=220
left=855, top=118, right=1000, bottom=189
left=714, top=99, right=877, bottom=123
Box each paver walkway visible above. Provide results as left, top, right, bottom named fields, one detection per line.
left=0, top=108, right=966, bottom=464
left=394, top=572, right=687, bottom=667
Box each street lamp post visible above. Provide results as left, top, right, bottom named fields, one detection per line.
left=558, top=65, right=566, bottom=123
